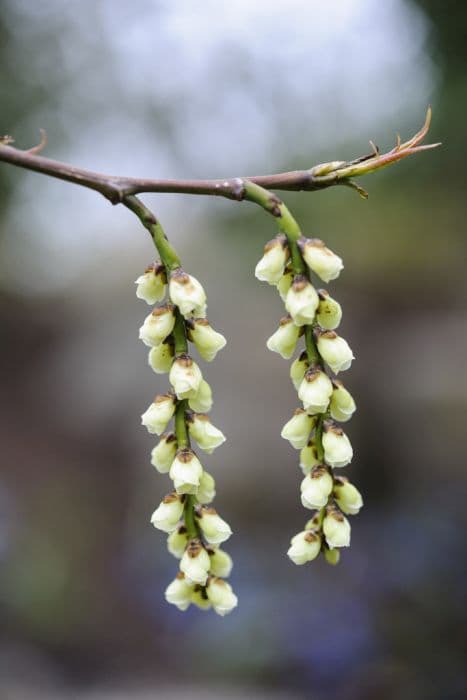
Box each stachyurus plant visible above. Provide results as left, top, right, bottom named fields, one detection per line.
left=0, top=109, right=439, bottom=615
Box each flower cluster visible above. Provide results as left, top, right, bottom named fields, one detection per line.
left=136, top=263, right=237, bottom=615
left=255, top=235, right=363, bottom=565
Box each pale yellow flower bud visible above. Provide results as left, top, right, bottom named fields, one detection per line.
left=190, top=587, right=212, bottom=610
left=135, top=262, right=167, bottom=305
left=180, top=539, right=211, bottom=585
left=298, top=237, right=344, bottom=283
left=333, top=476, right=363, bottom=515
left=164, top=572, right=194, bottom=611
left=266, top=315, right=300, bottom=359
left=188, top=379, right=213, bottom=413
left=169, top=354, right=203, bottom=400
left=187, top=413, right=226, bottom=453
left=299, top=438, right=321, bottom=474
left=287, top=530, right=321, bottom=565
left=169, top=268, right=207, bottom=318
left=186, top=318, right=226, bottom=362
left=150, top=432, right=177, bottom=473
left=255, top=235, right=289, bottom=284
left=300, top=466, right=333, bottom=509
left=196, top=470, right=216, bottom=505
left=150, top=492, right=184, bottom=533
left=196, top=506, right=232, bottom=545
left=209, top=548, right=233, bottom=578
left=141, top=393, right=176, bottom=435
left=167, top=525, right=190, bottom=558
left=316, top=289, right=342, bottom=330
left=290, top=351, right=309, bottom=391
left=206, top=577, right=238, bottom=616
left=298, top=367, right=333, bottom=414
left=139, top=304, right=176, bottom=347
left=276, top=268, right=294, bottom=301
left=330, top=380, right=356, bottom=422
left=316, top=330, right=354, bottom=374
left=324, top=547, right=341, bottom=565
left=148, top=342, right=174, bottom=374
left=323, top=507, right=351, bottom=548
left=285, top=275, right=319, bottom=326
left=322, top=421, right=353, bottom=468
left=169, top=448, right=203, bottom=494
left=280, top=409, right=316, bottom=450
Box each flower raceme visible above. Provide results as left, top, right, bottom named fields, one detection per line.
left=255, top=227, right=362, bottom=566
left=136, top=262, right=236, bottom=615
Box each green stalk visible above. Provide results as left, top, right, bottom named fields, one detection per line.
left=123, top=195, right=181, bottom=272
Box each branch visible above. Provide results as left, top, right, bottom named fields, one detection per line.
left=0, top=109, right=440, bottom=205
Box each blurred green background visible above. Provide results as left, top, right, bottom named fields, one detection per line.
left=0, top=1, right=466, bottom=699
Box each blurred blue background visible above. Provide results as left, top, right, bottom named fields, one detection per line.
left=0, top=1, right=466, bottom=698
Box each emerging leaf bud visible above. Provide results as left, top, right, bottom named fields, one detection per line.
left=150, top=432, right=177, bottom=473
left=281, top=409, right=316, bottom=450
left=330, top=380, right=356, bottom=422
left=164, top=572, right=194, bottom=611
left=169, top=268, right=207, bottom=318
left=285, top=275, right=319, bottom=326
left=266, top=315, right=300, bottom=360
left=188, top=379, right=213, bottom=413
left=300, top=466, right=333, bottom=509
left=206, top=577, right=238, bottom=616
left=333, top=476, right=363, bottom=515
left=324, top=547, right=341, bottom=565
left=276, top=267, right=294, bottom=301
left=298, top=237, right=344, bottom=283
left=141, top=393, right=176, bottom=435
left=169, top=448, right=203, bottom=494
left=135, top=262, right=167, bottom=305
left=196, top=470, right=216, bottom=505
left=196, top=506, right=232, bottom=545
left=187, top=412, right=226, bottom=453
left=150, top=492, right=184, bottom=533
left=290, top=351, right=309, bottom=390
left=180, top=539, right=211, bottom=585
left=169, top=354, right=203, bottom=400
left=139, top=304, right=176, bottom=347
left=287, top=529, right=321, bottom=565
left=299, top=438, right=321, bottom=474
left=322, top=421, right=353, bottom=467
left=316, top=329, right=355, bottom=374
left=148, top=342, right=174, bottom=374
left=186, top=318, right=226, bottom=362
left=167, top=525, right=190, bottom=558
left=316, top=289, right=342, bottom=330
left=323, top=507, right=351, bottom=548
left=255, top=235, right=289, bottom=284
left=298, top=367, right=333, bottom=414
left=209, top=548, right=233, bottom=578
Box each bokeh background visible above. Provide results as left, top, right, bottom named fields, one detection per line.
left=0, top=1, right=466, bottom=698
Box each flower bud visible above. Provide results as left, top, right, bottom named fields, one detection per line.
left=169, top=354, right=203, bottom=400
left=150, top=432, right=177, bottom=473
left=290, top=351, right=309, bottom=391
left=316, top=290, right=342, bottom=330
left=209, top=548, right=233, bottom=578
left=285, top=275, right=319, bottom=326
left=333, top=476, right=363, bottom=515
left=196, top=506, right=232, bottom=545
left=281, top=409, right=315, bottom=450
left=266, top=315, right=300, bottom=360
left=322, top=421, right=353, bottom=467
left=316, top=330, right=354, bottom=374
left=139, top=304, right=175, bottom=347
left=180, top=539, right=211, bottom=585
left=169, top=448, right=203, bottom=494
left=276, top=268, right=294, bottom=301
left=324, top=547, right=341, bottom=565
left=206, top=577, right=238, bottom=616
left=287, top=530, right=321, bottom=565
left=299, top=438, right=321, bottom=474
left=187, top=413, right=226, bottom=453
left=188, top=379, right=213, bottom=413
left=141, top=393, right=176, bottom=435
left=330, top=380, right=356, bottom=422
left=164, top=572, right=194, bottom=611
left=169, top=268, right=207, bottom=318
left=196, top=470, right=216, bottom=505
left=167, top=525, right=190, bottom=558
left=255, top=235, right=289, bottom=284
left=323, top=507, right=351, bottom=548
left=135, top=262, right=167, bottom=305
left=186, top=318, right=226, bottom=362
left=190, top=586, right=212, bottom=610
left=298, top=367, right=333, bottom=415
left=298, top=237, right=343, bottom=283
left=300, top=466, right=333, bottom=509
left=150, top=492, right=184, bottom=533
left=148, top=342, right=174, bottom=374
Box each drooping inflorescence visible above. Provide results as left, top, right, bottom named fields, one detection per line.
left=255, top=231, right=363, bottom=566
left=135, top=252, right=237, bottom=615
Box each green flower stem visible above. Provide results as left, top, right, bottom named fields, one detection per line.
left=174, top=399, right=200, bottom=540
left=123, top=195, right=181, bottom=272
left=314, top=415, right=325, bottom=463
left=304, top=325, right=320, bottom=366
left=172, top=310, right=188, bottom=356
